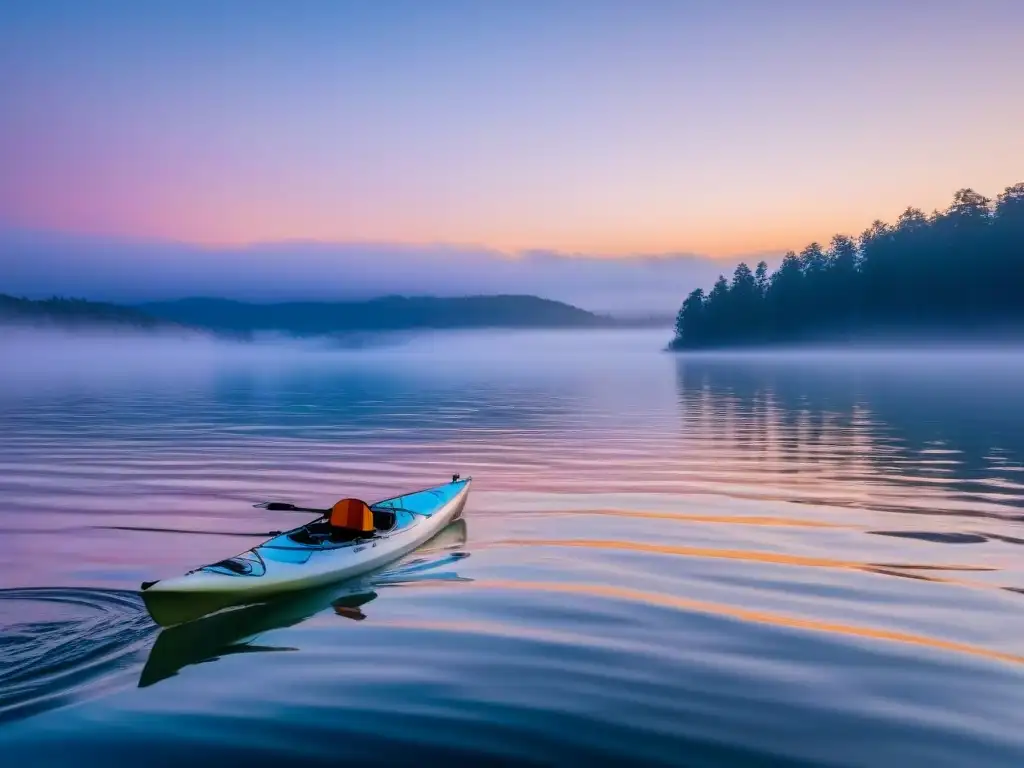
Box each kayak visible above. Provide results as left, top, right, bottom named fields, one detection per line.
left=139, top=519, right=470, bottom=686
left=140, top=476, right=471, bottom=627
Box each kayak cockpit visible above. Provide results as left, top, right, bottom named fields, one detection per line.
left=266, top=506, right=416, bottom=550
left=286, top=516, right=383, bottom=546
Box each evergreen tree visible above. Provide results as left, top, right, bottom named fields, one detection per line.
left=674, top=288, right=706, bottom=347
left=754, top=261, right=770, bottom=297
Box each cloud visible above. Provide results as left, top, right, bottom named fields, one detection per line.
left=0, top=229, right=777, bottom=314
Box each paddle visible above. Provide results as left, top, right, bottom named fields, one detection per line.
left=253, top=501, right=329, bottom=515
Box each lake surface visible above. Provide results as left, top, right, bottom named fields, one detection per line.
left=2, top=327, right=1024, bottom=766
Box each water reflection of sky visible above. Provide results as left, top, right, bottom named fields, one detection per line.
left=3, top=330, right=1024, bottom=511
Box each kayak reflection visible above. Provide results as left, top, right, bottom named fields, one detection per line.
left=139, top=519, right=471, bottom=688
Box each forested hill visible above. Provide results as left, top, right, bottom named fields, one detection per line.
left=670, top=183, right=1024, bottom=349
left=2, top=294, right=614, bottom=335
left=0, top=294, right=166, bottom=330
left=139, top=295, right=607, bottom=334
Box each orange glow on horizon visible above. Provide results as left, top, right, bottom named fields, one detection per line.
left=0, top=209, right=930, bottom=262
left=14, top=182, right=1014, bottom=261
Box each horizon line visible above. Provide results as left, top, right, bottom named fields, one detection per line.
left=0, top=223, right=787, bottom=263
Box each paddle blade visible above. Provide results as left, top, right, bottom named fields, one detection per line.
left=254, top=501, right=328, bottom=514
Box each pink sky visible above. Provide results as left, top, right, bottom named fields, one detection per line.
left=1, top=1, right=1022, bottom=259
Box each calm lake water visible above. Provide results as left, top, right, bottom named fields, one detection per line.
left=2, top=327, right=1024, bottom=766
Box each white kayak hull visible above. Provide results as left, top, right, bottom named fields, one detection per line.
left=141, top=477, right=470, bottom=626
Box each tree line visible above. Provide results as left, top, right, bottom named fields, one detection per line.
left=0, top=294, right=161, bottom=328
left=670, top=183, right=1024, bottom=349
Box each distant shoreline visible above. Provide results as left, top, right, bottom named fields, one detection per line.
left=664, top=329, right=1024, bottom=354
left=1, top=293, right=669, bottom=337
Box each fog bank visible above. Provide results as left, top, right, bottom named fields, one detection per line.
left=0, top=230, right=755, bottom=314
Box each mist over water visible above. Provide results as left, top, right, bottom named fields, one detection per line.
left=2, top=328, right=1024, bottom=766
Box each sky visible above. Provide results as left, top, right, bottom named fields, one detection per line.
left=1, top=0, right=1022, bottom=308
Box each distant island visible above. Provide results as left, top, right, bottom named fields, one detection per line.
left=1, top=293, right=660, bottom=336
left=669, top=182, right=1024, bottom=350
left=138, top=295, right=613, bottom=334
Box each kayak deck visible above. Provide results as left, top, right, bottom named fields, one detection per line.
left=258, top=477, right=470, bottom=552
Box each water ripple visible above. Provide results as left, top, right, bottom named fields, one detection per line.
left=0, top=588, right=156, bottom=723
left=458, top=579, right=1024, bottom=668
left=3, top=334, right=1024, bottom=765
